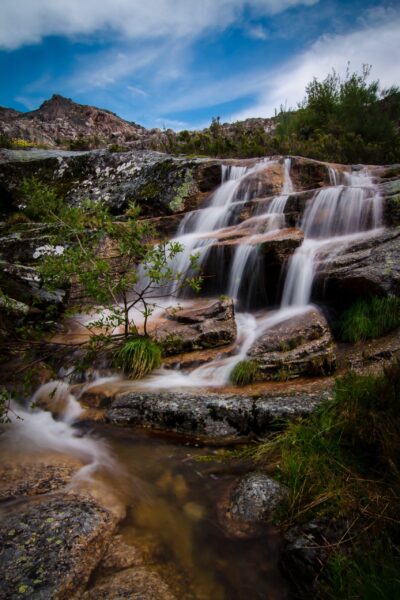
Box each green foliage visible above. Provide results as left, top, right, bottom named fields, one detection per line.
left=168, top=117, right=274, bottom=158
left=229, top=360, right=260, bottom=385
left=10, top=138, right=34, bottom=149
left=339, top=296, right=400, bottom=342
left=274, top=66, right=400, bottom=163
left=114, top=337, right=161, bottom=378
left=20, top=177, right=64, bottom=221
left=67, top=136, right=97, bottom=150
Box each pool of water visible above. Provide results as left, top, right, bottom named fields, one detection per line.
left=91, top=424, right=290, bottom=600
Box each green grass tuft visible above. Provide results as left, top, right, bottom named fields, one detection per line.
left=229, top=360, right=260, bottom=386
left=339, top=296, right=400, bottom=343
left=114, top=337, right=162, bottom=379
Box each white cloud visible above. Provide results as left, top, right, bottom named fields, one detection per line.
left=0, top=0, right=318, bottom=49
left=231, top=8, right=400, bottom=120
left=247, top=24, right=269, bottom=40
left=127, top=85, right=148, bottom=98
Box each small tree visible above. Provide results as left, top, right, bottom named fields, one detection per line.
left=22, top=179, right=201, bottom=376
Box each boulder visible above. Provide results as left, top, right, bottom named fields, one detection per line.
left=218, top=472, right=288, bottom=539
left=156, top=299, right=237, bottom=354
left=229, top=473, right=288, bottom=522
left=248, top=308, right=336, bottom=379
left=314, top=228, right=400, bottom=304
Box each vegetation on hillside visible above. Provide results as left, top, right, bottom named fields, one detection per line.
left=169, top=66, right=400, bottom=164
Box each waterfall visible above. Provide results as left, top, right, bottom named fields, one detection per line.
left=227, top=158, right=293, bottom=304
left=137, top=160, right=382, bottom=389
left=281, top=168, right=382, bottom=308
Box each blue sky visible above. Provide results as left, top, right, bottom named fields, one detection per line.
left=0, top=0, right=399, bottom=130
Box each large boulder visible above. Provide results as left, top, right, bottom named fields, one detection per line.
left=248, top=308, right=336, bottom=380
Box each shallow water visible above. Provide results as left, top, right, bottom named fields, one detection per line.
left=88, top=424, right=290, bottom=600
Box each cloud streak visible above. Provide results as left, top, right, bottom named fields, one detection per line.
left=0, top=0, right=318, bottom=49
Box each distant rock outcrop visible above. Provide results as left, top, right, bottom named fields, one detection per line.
left=0, top=94, right=171, bottom=150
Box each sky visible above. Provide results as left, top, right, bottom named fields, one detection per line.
left=0, top=0, right=399, bottom=130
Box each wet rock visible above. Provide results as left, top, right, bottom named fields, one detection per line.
left=82, top=567, right=176, bottom=600
left=290, top=157, right=331, bottom=191
left=238, top=161, right=283, bottom=198
left=201, top=229, right=304, bottom=307
left=98, top=534, right=144, bottom=573
left=156, top=299, right=237, bottom=355
left=107, top=392, right=254, bottom=438
left=0, top=457, right=80, bottom=500
left=248, top=308, right=336, bottom=380
left=0, top=493, right=118, bottom=600
left=106, top=389, right=331, bottom=438
left=229, top=473, right=288, bottom=523
left=254, top=391, right=331, bottom=427
left=314, top=228, right=400, bottom=304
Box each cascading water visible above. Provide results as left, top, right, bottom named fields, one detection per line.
left=227, top=158, right=293, bottom=304
left=139, top=161, right=383, bottom=389
left=281, top=168, right=382, bottom=308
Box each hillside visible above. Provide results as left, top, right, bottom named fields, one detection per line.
left=0, top=94, right=171, bottom=150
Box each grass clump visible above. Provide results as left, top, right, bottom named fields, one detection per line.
left=339, top=296, right=400, bottom=343
left=114, top=337, right=161, bottom=379
left=230, top=360, right=260, bottom=386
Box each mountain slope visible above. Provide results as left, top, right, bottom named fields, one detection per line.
left=0, top=94, right=168, bottom=150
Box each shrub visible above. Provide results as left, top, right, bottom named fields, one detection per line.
left=230, top=360, right=260, bottom=385
left=114, top=337, right=162, bottom=379
left=339, top=296, right=400, bottom=342
left=20, top=177, right=63, bottom=221
left=10, top=138, right=34, bottom=149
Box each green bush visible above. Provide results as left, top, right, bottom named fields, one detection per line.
left=114, top=337, right=162, bottom=379
left=20, top=177, right=63, bottom=221
left=229, top=360, right=260, bottom=385
left=339, top=296, right=400, bottom=342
